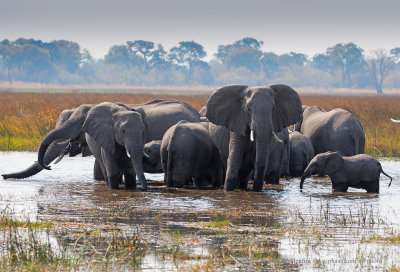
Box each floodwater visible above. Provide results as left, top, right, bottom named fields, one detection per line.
left=1, top=151, right=400, bottom=271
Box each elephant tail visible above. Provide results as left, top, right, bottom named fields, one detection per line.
left=379, top=163, right=393, bottom=187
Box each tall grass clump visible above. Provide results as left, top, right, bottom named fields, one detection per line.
left=1, top=90, right=400, bottom=157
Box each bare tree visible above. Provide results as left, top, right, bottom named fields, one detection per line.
left=366, top=49, right=395, bottom=94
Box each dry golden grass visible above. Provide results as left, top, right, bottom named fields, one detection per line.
left=0, top=90, right=400, bottom=157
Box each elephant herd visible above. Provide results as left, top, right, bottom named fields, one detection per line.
left=2, top=84, right=394, bottom=193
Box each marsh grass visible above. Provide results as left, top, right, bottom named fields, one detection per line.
left=1, top=91, right=400, bottom=156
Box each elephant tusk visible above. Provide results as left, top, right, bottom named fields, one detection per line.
left=143, top=151, right=150, bottom=160
left=272, top=131, right=284, bottom=143
left=126, top=150, right=131, bottom=158
left=54, top=153, right=65, bottom=164
left=391, top=118, right=400, bottom=123
left=250, top=129, right=254, bottom=142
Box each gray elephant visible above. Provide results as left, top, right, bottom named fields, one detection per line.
left=205, top=84, right=302, bottom=191
left=142, top=140, right=163, bottom=173
left=264, top=128, right=290, bottom=184
left=161, top=121, right=223, bottom=188
left=82, top=102, right=149, bottom=190
left=289, top=131, right=315, bottom=177
left=2, top=106, right=95, bottom=180
left=36, top=100, right=201, bottom=184
left=294, top=106, right=365, bottom=156
left=300, top=151, right=392, bottom=193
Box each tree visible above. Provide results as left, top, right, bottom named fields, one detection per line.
left=225, top=47, right=262, bottom=71
left=366, top=49, right=395, bottom=94
left=168, top=41, right=207, bottom=67
left=47, top=40, right=82, bottom=73
left=127, top=40, right=155, bottom=72
left=214, top=37, right=263, bottom=62
left=149, top=44, right=170, bottom=69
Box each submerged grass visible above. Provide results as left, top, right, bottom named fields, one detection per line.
left=1, top=90, right=400, bottom=156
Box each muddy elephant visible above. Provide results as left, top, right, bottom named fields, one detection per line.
left=205, top=84, right=302, bottom=191
left=300, top=151, right=392, bottom=193
left=294, top=106, right=365, bottom=156
left=35, top=100, right=201, bottom=182
left=289, top=131, right=315, bottom=177
left=2, top=106, right=95, bottom=180
left=264, top=128, right=290, bottom=184
left=142, top=140, right=163, bottom=173
left=161, top=121, right=223, bottom=188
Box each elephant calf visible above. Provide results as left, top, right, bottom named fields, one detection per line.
left=161, top=121, right=223, bottom=188
left=289, top=131, right=315, bottom=177
left=142, top=140, right=163, bottom=173
left=300, top=151, right=392, bottom=193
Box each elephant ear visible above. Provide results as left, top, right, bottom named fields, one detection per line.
left=132, top=107, right=149, bottom=143
left=270, top=84, right=302, bottom=133
left=205, top=84, right=248, bottom=136
left=324, top=151, right=344, bottom=175
left=82, top=104, right=115, bottom=154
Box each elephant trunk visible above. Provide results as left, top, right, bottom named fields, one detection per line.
left=252, top=124, right=271, bottom=192
left=126, top=140, right=147, bottom=191
left=2, top=139, right=70, bottom=179
left=300, top=169, right=311, bottom=189
left=38, top=121, right=81, bottom=170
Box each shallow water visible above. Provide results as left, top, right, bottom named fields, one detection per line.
left=1, top=151, right=400, bottom=271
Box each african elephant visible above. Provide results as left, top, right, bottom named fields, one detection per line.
left=82, top=102, right=149, bottom=190
left=205, top=84, right=302, bottom=191
left=294, top=106, right=365, bottom=156
left=36, top=100, right=201, bottom=183
left=300, top=151, right=392, bottom=193
left=2, top=106, right=95, bottom=180
left=161, top=121, right=223, bottom=188
left=142, top=140, right=163, bottom=173
left=289, top=131, right=315, bottom=177
left=264, top=128, right=290, bottom=184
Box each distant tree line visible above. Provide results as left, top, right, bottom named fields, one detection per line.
left=1, top=37, right=400, bottom=93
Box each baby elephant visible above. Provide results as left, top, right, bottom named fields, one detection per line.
left=161, top=121, right=223, bottom=188
left=300, top=151, right=392, bottom=193
left=142, top=140, right=163, bottom=173
left=289, top=131, right=315, bottom=177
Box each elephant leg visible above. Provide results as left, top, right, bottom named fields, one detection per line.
left=124, top=167, right=137, bottom=190
left=332, top=182, right=349, bottom=192
left=102, top=150, right=122, bottom=190
left=365, top=180, right=379, bottom=193
left=93, top=160, right=105, bottom=181
left=238, top=169, right=251, bottom=190
left=224, top=133, right=245, bottom=191
left=108, top=175, right=122, bottom=189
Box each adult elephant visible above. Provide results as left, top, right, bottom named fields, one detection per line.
left=36, top=100, right=201, bottom=180
left=205, top=84, right=302, bottom=191
left=82, top=102, right=149, bottom=190
left=294, top=106, right=365, bottom=156
left=2, top=107, right=94, bottom=180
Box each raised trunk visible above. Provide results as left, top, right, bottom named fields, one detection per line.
left=2, top=140, right=69, bottom=179
left=38, top=121, right=81, bottom=169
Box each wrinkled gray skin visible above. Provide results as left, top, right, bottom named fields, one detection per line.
left=161, top=121, right=223, bottom=188
left=37, top=100, right=201, bottom=185
left=205, top=84, right=302, bottom=191
left=289, top=131, right=315, bottom=177
left=142, top=140, right=163, bottom=173
left=264, top=128, right=290, bottom=184
left=300, top=151, right=392, bottom=193
left=2, top=107, right=94, bottom=180
left=294, top=106, right=365, bottom=156
left=83, top=102, right=148, bottom=190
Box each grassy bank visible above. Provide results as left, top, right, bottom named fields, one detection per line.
left=0, top=91, right=400, bottom=157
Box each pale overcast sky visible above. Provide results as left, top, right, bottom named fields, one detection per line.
left=1, top=0, right=399, bottom=59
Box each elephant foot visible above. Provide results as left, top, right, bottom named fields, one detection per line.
left=108, top=175, right=121, bottom=190
left=124, top=173, right=137, bottom=190
left=252, top=180, right=263, bottom=192
left=223, top=177, right=237, bottom=191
